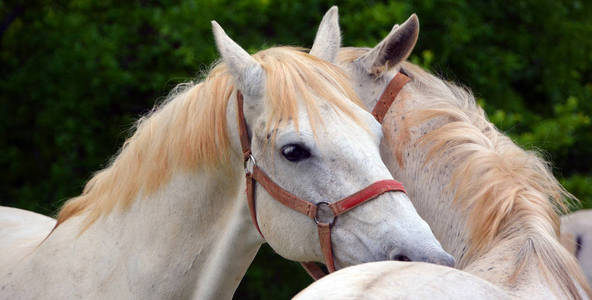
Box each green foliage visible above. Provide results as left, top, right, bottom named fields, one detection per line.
left=561, top=174, right=592, bottom=210
left=486, top=95, right=592, bottom=211
left=487, top=96, right=591, bottom=153
left=1, top=0, right=592, bottom=298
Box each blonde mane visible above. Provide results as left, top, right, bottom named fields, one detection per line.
left=399, top=62, right=590, bottom=298
left=55, top=47, right=362, bottom=231
left=337, top=47, right=590, bottom=298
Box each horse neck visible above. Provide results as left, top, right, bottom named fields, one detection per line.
left=384, top=91, right=587, bottom=299
left=381, top=105, right=470, bottom=263
left=9, top=166, right=262, bottom=300
left=462, top=233, right=566, bottom=298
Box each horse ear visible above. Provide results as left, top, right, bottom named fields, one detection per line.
left=211, top=21, right=264, bottom=96
left=310, top=6, right=341, bottom=62
left=356, top=14, right=419, bottom=76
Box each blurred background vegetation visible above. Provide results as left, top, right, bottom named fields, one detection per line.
left=1, top=0, right=591, bottom=298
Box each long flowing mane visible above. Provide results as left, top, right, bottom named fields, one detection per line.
left=338, top=48, right=590, bottom=299
left=400, top=62, right=591, bottom=298
left=54, top=47, right=363, bottom=231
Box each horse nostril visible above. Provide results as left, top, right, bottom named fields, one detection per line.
left=393, top=254, right=411, bottom=262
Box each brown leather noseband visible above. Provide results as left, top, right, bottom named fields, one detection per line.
left=236, top=84, right=408, bottom=280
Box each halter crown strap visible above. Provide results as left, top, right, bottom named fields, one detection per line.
left=372, top=72, right=410, bottom=123
left=235, top=90, right=407, bottom=280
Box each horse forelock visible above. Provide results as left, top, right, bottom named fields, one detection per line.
left=54, top=46, right=364, bottom=233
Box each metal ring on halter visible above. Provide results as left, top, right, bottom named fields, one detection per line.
left=314, top=202, right=336, bottom=226
left=244, top=154, right=256, bottom=174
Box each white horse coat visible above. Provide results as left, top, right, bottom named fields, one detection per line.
left=562, top=209, right=592, bottom=284
left=296, top=8, right=591, bottom=300
left=0, top=20, right=452, bottom=300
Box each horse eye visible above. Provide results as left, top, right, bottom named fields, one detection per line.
left=281, top=144, right=311, bottom=162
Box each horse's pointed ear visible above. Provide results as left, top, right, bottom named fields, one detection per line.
left=310, top=6, right=341, bottom=63
left=356, top=14, right=419, bottom=76
left=211, top=21, right=264, bottom=96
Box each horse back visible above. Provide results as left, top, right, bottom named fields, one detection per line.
left=0, top=206, right=56, bottom=270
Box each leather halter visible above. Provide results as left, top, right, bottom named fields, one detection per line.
left=235, top=87, right=407, bottom=280
left=372, top=72, right=411, bottom=123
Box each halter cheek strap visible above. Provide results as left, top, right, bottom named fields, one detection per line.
left=372, top=72, right=410, bottom=123
left=236, top=90, right=407, bottom=280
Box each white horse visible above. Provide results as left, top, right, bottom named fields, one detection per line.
left=562, top=209, right=592, bottom=284
left=0, top=21, right=454, bottom=299
left=296, top=8, right=591, bottom=299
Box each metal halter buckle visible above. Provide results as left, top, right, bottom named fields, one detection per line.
left=314, top=202, right=336, bottom=226
left=244, top=154, right=256, bottom=174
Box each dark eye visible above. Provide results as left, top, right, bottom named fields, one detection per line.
left=281, top=144, right=311, bottom=162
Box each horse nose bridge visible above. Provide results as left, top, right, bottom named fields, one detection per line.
left=333, top=128, right=384, bottom=164
left=344, top=190, right=408, bottom=225
left=330, top=192, right=408, bottom=244
left=330, top=192, right=411, bottom=255
left=339, top=147, right=393, bottom=183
